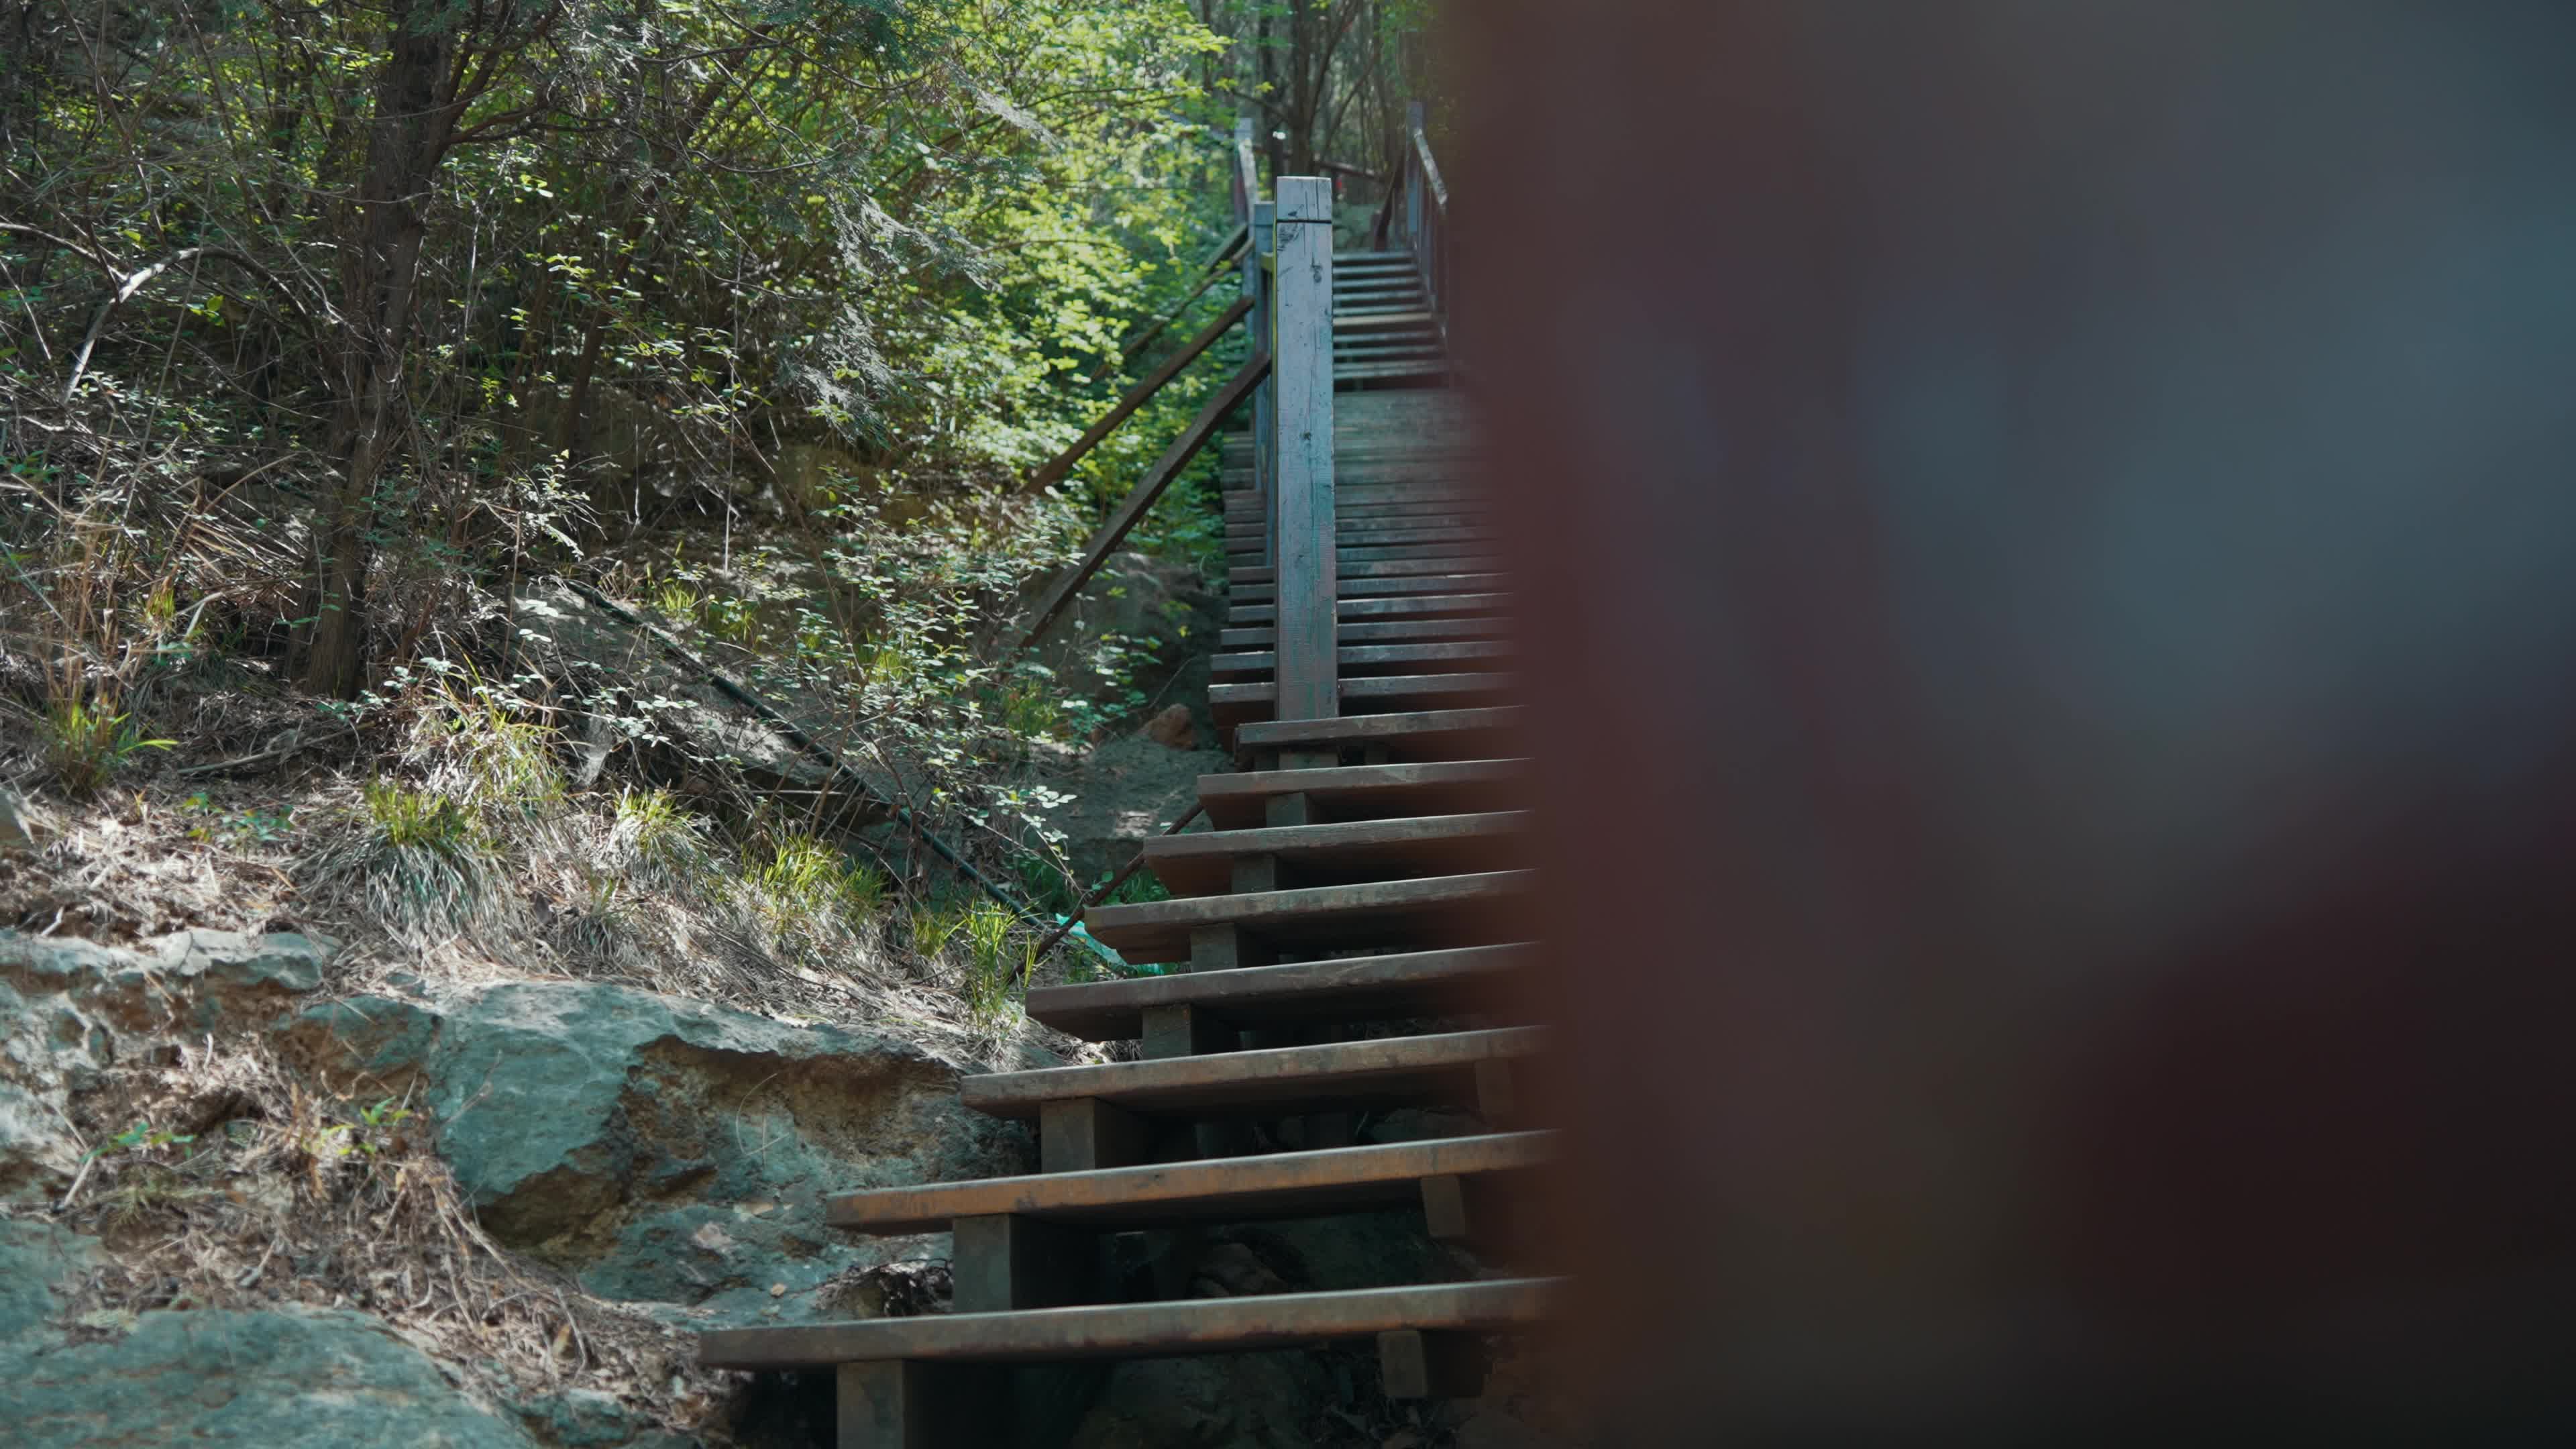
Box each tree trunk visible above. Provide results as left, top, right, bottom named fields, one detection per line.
left=296, top=0, right=458, bottom=696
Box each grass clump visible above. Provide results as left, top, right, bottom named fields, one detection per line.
left=42, top=694, right=172, bottom=796
left=305, top=783, right=497, bottom=947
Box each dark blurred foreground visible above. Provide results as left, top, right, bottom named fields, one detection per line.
left=1454, top=2, right=2576, bottom=1440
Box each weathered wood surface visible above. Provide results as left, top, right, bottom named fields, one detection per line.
left=698, top=1279, right=1560, bottom=1370
left=1232, top=705, right=1520, bottom=764
left=1231, top=572, right=1510, bottom=605
left=1210, top=672, right=1517, bottom=729
left=1272, top=175, right=1338, bottom=720
left=1143, top=810, right=1528, bottom=897
left=1222, top=616, right=1509, bottom=648
left=1026, top=294, right=1251, bottom=495
left=828, top=1132, right=1552, bottom=1233
left=1195, top=759, right=1523, bottom=828
left=1209, top=641, right=1515, bottom=680
left=1026, top=943, right=1532, bottom=1040
left=1226, top=592, right=1510, bottom=628
left=960, top=1026, right=1546, bottom=1119
left=1082, top=869, right=1531, bottom=963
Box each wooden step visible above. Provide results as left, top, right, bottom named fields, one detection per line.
left=1195, top=759, right=1525, bottom=830
left=1234, top=706, right=1521, bottom=765
left=1226, top=523, right=1491, bottom=549
left=1220, top=616, right=1510, bottom=648
left=1226, top=592, right=1511, bottom=627
left=826, top=1130, right=1551, bottom=1234
left=1212, top=672, right=1517, bottom=727
left=1336, top=542, right=1497, bottom=565
left=1338, top=360, right=1452, bottom=383
left=1143, top=811, right=1527, bottom=897
left=1227, top=498, right=1483, bottom=525
left=1029, top=942, right=1532, bottom=1039
left=1231, top=574, right=1509, bottom=605
left=1083, top=869, right=1532, bottom=965
left=1210, top=641, right=1513, bottom=682
left=698, top=1277, right=1558, bottom=1370
left=1231, top=559, right=1504, bottom=588
left=1337, top=309, right=1436, bottom=333
left=961, top=1025, right=1544, bottom=1120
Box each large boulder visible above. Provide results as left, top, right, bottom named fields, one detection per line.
left=0, top=1306, right=541, bottom=1448
left=294, top=979, right=1040, bottom=1320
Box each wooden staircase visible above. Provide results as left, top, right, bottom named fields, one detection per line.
left=1333, top=250, right=1448, bottom=385
left=701, top=133, right=1544, bottom=1446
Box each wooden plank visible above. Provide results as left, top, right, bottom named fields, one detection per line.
left=1246, top=198, right=1275, bottom=565
left=1210, top=641, right=1515, bottom=681
left=1026, top=943, right=1532, bottom=1040
left=1211, top=672, right=1517, bottom=728
left=698, top=1279, right=1561, bottom=1370
left=1232, top=573, right=1508, bottom=604
left=1231, top=551, right=1504, bottom=580
left=835, top=1361, right=1006, bottom=1448
left=1223, top=596, right=1512, bottom=630
left=827, top=1132, right=1553, bottom=1234
left=1232, top=706, right=1521, bottom=763
left=1082, top=869, right=1532, bottom=964
left=1195, top=760, right=1524, bottom=830
left=961, top=1026, right=1546, bottom=1120
left=1014, top=353, right=1270, bottom=652
left=1273, top=176, right=1338, bottom=721
left=1221, top=616, right=1510, bottom=647
left=1025, top=294, right=1251, bottom=495
left=1144, top=811, right=1527, bottom=897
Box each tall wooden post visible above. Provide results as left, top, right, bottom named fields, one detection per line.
left=1247, top=199, right=1276, bottom=565
left=1404, top=100, right=1427, bottom=258
left=1272, top=176, right=1338, bottom=722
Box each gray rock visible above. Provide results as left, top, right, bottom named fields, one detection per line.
left=511, top=1387, right=659, bottom=1447
left=0, top=929, right=331, bottom=1035
left=293, top=979, right=1032, bottom=1316
left=0, top=1306, right=538, bottom=1448
left=0, top=1218, right=104, bottom=1338
left=0, top=977, right=111, bottom=1203
left=0, top=930, right=330, bottom=1203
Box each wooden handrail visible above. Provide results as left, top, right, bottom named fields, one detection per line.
left=1409, top=123, right=1449, bottom=213
left=1016, top=354, right=1273, bottom=651
left=1026, top=293, right=1252, bottom=495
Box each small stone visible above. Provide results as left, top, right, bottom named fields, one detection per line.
left=769, top=1281, right=787, bottom=1297
left=1140, top=704, right=1196, bottom=751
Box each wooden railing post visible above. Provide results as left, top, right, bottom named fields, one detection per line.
left=1248, top=198, right=1276, bottom=565
left=1271, top=176, right=1338, bottom=722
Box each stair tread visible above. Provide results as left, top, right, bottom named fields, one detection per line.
left=1210, top=673, right=1517, bottom=727
left=1210, top=641, right=1515, bottom=680
left=1194, top=759, right=1525, bottom=829
left=1226, top=593, right=1511, bottom=627
left=697, top=1278, right=1559, bottom=1369
left=1233, top=706, right=1521, bottom=761
left=961, top=1025, right=1545, bottom=1119
left=826, top=1130, right=1550, bottom=1233
left=1083, top=868, right=1531, bottom=963
left=1232, top=574, right=1510, bottom=604
left=1220, top=618, right=1509, bottom=648
left=1144, top=810, right=1527, bottom=896
left=1028, top=943, right=1532, bottom=1039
